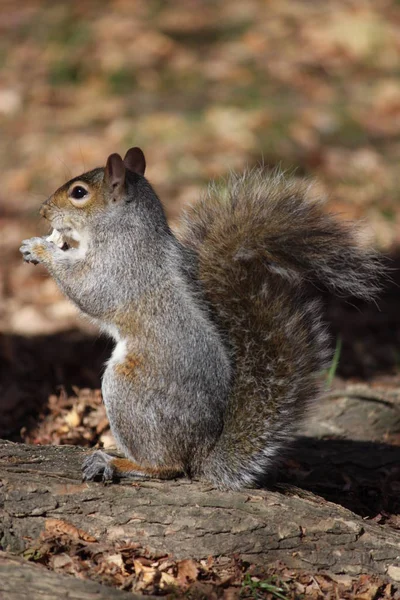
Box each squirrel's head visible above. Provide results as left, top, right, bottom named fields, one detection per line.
left=40, top=147, right=147, bottom=241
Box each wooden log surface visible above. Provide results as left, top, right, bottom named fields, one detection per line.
left=0, top=437, right=399, bottom=583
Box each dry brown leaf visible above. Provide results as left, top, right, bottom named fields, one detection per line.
left=106, top=553, right=125, bottom=570
left=176, top=558, right=200, bottom=586
left=64, top=407, right=81, bottom=429
left=51, top=554, right=74, bottom=570
left=44, top=518, right=97, bottom=543
left=223, top=588, right=240, bottom=600
left=160, top=571, right=177, bottom=588
left=133, top=559, right=157, bottom=579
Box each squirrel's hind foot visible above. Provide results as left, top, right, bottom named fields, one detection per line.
left=82, top=450, right=117, bottom=483
left=82, top=450, right=183, bottom=483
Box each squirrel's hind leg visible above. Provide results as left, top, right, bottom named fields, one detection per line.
left=82, top=450, right=183, bottom=483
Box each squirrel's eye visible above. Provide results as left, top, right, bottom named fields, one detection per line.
left=70, top=186, right=88, bottom=200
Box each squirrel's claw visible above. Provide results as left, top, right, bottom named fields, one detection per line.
left=20, top=238, right=40, bottom=265
left=19, top=236, right=51, bottom=265
left=82, top=450, right=116, bottom=484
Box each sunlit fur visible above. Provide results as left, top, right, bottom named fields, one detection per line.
left=21, top=160, right=383, bottom=489
left=177, top=168, right=383, bottom=488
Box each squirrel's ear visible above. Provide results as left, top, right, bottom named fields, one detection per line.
left=105, top=153, right=126, bottom=200
left=123, top=147, right=146, bottom=176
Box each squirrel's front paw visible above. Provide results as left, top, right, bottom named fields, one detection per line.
left=20, top=237, right=52, bottom=265
left=82, top=450, right=116, bottom=483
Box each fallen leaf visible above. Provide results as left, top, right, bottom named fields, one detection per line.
left=176, top=558, right=200, bottom=586
left=44, top=518, right=97, bottom=543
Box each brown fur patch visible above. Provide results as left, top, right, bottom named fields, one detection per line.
left=32, top=243, right=51, bottom=260
left=113, top=311, right=143, bottom=337
left=111, top=458, right=182, bottom=479
left=51, top=178, right=104, bottom=215
left=114, top=353, right=143, bottom=379
left=111, top=283, right=174, bottom=340
left=40, top=168, right=106, bottom=225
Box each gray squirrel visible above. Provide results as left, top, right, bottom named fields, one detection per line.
left=20, top=148, right=382, bottom=489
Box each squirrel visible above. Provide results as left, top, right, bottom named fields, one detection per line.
left=20, top=147, right=382, bottom=489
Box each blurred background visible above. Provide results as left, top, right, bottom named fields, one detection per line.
left=1, top=0, right=400, bottom=445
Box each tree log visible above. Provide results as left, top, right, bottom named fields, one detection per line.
left=0, top=438, right=399, bottom=584
left=0, top=551, right=153, bottom=600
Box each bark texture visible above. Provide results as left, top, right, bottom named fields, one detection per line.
left=0, top=438, right=399, bottom=583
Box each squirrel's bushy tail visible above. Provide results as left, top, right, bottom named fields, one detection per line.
left=179, top=169, right=382, bottom=300
left=177, top=169, right=384, bottom=489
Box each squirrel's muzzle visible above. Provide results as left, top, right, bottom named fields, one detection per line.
left=40, top=198, right=51, bottom=219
